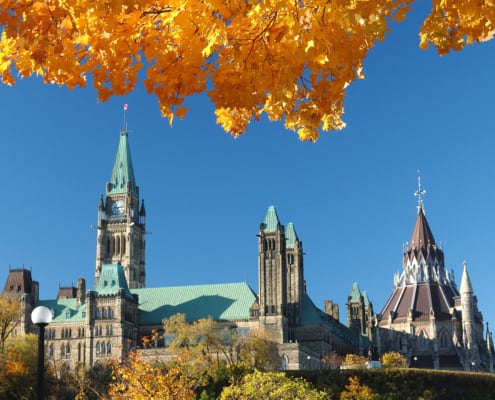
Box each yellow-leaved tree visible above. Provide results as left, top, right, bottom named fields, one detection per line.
left=0, top=296, right=20, bottom=352
left=380, top=351, right=408, bottom=368
left=0, top=1, right=493, bottom=140
left=108, top=351, right=196, bottom=400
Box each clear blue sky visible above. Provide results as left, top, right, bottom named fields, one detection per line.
left=1, top=3, right=495, bottom=328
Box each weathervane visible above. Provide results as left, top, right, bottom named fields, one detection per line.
left=414, top=170, right=426, bottom=212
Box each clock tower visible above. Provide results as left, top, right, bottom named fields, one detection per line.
left=95, top=129, right=146, bottom=289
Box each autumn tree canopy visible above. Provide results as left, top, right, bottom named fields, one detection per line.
left=0, top=296, right=20, bottom=352
left=0, top=0, right=493, bottom=140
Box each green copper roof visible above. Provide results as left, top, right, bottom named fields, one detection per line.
left=36, top=298, right=86, bottom=323
left=132, top=282, right=257, bottom=325
left=108, top=130, right=137, bottom=196
left=286, top=223, right=298, bottom=248
left=349, top=282, right=361, bottom=302
left=95, top=264, right=133, bottom=298
left=300, top=294, right=358, bottom=345
left=262, top=205, right=280, bottom=232
left=362, top=291, right=370, bottom=308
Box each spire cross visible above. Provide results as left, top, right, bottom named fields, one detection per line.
left=414, top=171, right=426, bottom=211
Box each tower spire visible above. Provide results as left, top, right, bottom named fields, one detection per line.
left=123, top=103, right=129, bottom=132
left=414, top=170, right=426, bottom=213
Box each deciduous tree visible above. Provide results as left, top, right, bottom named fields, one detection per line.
left=0, top=296, right=20, bottom=352
left=162, top=313, right=279, bottom=375
left=108, top=351, right=196, bottom=400
left=339, top=376, right=378, bottom=400
left=380, top=351, right=408, bottom=368
left=0, top=334, right=39, bottom=399
left=2, top=0, right=490, bottom=140
left=220, top=370, right=329, bottom=400
left=341, top=353, right=369, bottom=369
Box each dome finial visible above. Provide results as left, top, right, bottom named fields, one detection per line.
left=414, top=170, right=426, bottom=213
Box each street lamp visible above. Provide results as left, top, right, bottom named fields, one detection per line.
left=31, top=306, right=52, bottom=400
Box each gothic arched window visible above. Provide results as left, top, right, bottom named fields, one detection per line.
left=439, top=329, right=450, bottom=349
left=288, top=254, right=294, bottom=265
left=280, top=354, right=289, bottom=371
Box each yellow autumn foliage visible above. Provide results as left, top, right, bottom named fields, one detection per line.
left=0, top=0, right=492, bottom=140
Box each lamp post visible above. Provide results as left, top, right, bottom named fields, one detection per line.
left=31, top=306, right=52, bottom=400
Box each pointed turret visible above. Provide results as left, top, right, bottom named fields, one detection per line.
left=460, top=261, right=473, bottom=295
left=408, top=206, right=436, bottom=251
left=261, top=205, right=281, bottom=232
left=461, top=261, right=475, bottom=355
left=286, top=223, right=298, bottom=248
left=347, top=283, right=373, bottom=336
left=108, top=130, right=138, bottom=196
left=285, top=222, right=304, bottom=325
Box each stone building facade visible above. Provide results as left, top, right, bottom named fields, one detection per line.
left=3, top=129, right=494, bottom=373
left=2, top=128, right=359, bottom=373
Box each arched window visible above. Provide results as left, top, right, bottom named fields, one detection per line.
left=78, top=343, right=82, bottom=362
left=116, top=236, right=121, bottom=255
left=122, top=237, right=126, bottom=254
left=111, top=237, right=115, bottom=255
left=101, top=342, right=106, bottom=355
left=106, top=325, right=112, bottom=336
left=280, top=354, right=289, bottom=371
left=66, top=344, right=71, bottom=357
left=61, top=344, right=65, bottom=357
left=48, top=343, right=54, bottom=357
left=96, top=342, right=101, bottom=355
left=102, top=308, right=108, bottom=319
left=439, top=329, right=450, bottom=349
left=106, top=236, right=111, bottom=256
left=287, top=254, right=294, bottom=265
left=109, top=308, right=114, bottom=318
left=96, top=308, right=101, bottom=319
left=107, top=342, right=112, bottom=355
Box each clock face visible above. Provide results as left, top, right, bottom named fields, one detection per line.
left=111, top=200, right=124, bottom=215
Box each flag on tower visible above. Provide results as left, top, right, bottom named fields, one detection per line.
left=124, top=104, right=129, bottom=111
